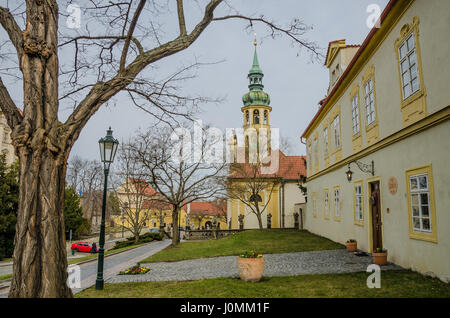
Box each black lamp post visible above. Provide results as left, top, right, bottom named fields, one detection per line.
left=96, top=127, right=119, bottom=290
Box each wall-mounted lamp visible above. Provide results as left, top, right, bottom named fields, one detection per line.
left=346, top=160, right=374, bottom=182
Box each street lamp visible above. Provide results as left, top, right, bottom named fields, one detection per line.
left=96, top=127, right=119, bottom=290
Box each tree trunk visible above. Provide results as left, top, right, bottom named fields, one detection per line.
left=171, top=207, right=180, bottom=246
left=9, top=149, right=72, bottom=297
left=8, top=0, right=72, bottom=297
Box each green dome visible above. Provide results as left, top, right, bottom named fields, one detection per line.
left=242, top=90, right=271, bottom=106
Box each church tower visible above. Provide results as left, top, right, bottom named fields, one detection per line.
left=241, top=40, right=272, bottom=159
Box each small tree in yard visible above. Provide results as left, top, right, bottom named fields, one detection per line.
left=112, top=144, right=153, bottom=243
left=225, top=162, right=279, bottom=230
left=63, top=187, right=90, bottom=240
left=0, top=0, right=319, bottom=297
left=130, top=125, right=227, bottom=245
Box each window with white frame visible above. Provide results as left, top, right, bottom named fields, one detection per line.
left=409, top=173, right=431, bottom=233
left=399, top=32, right=420, bottom=99
left=351, top=94, right=360, bottom=135
left=324, top=191, right=329, bottom=217
left=323, top=127, right=328, bottom=157
left=364, top=78, right=376, bottom=126
left=355, top=185, right=363, bottom=222
left=334, top=188, right=340, bottom=218
left=313, top=195, right=317, bottom=216
left=333, top=115, right=340, bottom=149
left=307, top=144, right=312, bottom=174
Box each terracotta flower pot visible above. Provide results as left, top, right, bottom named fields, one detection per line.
left=346, top=242, right=357, bottom=252
left=237, top=256, right=264, bottom=282
left=373, top=252, right=387, bottom=265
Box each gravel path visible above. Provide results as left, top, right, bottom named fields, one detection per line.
left=107, top=249, right=403, bottom=283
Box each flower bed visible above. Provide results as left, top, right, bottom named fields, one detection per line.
left=119, top=265, right=150, bottom=275
left=239, top=251, right=263, bottom=258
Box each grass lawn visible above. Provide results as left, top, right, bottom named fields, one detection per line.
left=140, top=230, right=343, bottom=263
left=0, top=258, right=12, bottom=264
left=0, top=273, right=12, bottom=281
left=76, top=270, right=450, bottom=298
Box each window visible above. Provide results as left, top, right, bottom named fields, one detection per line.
left=409, top=174, right=431, bottom=233
left=246, top=111, right=249, bottom=125
left=307, top=143, right=312, bottom=175
left=313, top=194, right=317, bottom=217
left=253, top=110, right=260, bottom=124
left=354, top=184, right=363, bottom=223
left=406, top=165, right=437, bottom=243
left=333, top=115, right=340, bottom=149
left=334, top=188, right=340, bottom=220
left=351, top=94, right=360, bottom=135
left=313, top=137, right=318, bottom=168
left=264, top=110, right=268, bottom=125
left=323, top=127, right=328, bottom=157
left=324, top=190, right=329, bottom=219
left=364, top=78, right=376, bottom=126
left=249, top=194, right=262, bottom=203
left=399, top=32, right=420, bottom=99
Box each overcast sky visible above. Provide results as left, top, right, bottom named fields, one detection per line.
left=2, top=0, right=389, bottom=161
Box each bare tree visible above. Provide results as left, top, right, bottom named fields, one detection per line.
left=112, top=143, right=153, bottom=242
left=0, top=0, right=320, bottom=297
left=130, top=124, right=227, bottom=245
left=225, top=161, right=279, bottom=230
left=67, top=157, right=104, bottom=228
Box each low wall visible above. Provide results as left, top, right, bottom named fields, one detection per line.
left=186, top=229, right=243, bottom=240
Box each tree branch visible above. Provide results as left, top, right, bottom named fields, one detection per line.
left=0, top=6, right=24, bottom=66
left=119, top=0, right=147, bottom=72
left=0, top=77, right=23, bottom=128
left=212, top=14, right=322, bottom=58
left=176, top=0, right=187, bottom=36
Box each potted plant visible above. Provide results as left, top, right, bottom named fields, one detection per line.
left=237, top=251, right=264, bottom=282
left=373, top=248, right=387, bottom=265
left=345, top=239, right=357, bottom=252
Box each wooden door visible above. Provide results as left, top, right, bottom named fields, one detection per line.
left=370, top=181, right=383, bottom=252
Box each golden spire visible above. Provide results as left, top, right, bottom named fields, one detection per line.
left=253, top=32, right=257, bottom=47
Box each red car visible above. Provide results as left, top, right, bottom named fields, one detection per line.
left=71, top=242, right=99, bottom=253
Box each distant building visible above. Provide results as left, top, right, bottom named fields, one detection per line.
left=0, top=110, right=16, bottom=165
left=301, top=0, right=450, bottom=282
left=186, top=201, right=227, bottom=230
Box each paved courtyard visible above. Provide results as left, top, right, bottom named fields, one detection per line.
left=107, top=249, right=402, bottom=283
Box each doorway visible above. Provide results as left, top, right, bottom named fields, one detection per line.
left=369, top=181, right=383, bottom=252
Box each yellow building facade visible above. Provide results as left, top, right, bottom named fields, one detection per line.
left=302, top=0, right=450, bottom=282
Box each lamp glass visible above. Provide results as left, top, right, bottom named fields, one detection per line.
left=98, top=127, right=119, bottom=165
left=346, top=169, right=353, bottom=182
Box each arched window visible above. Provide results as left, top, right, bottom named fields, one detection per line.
left=249, top=194, right=262, bottom=203
left=253, top=110, right=260, bottom=124
left=264, top=110, right=268, bottom=124
left=246, top=111, right=249, bottom=125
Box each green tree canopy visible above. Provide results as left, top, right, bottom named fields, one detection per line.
left=0, top=155, right=19, bottom=260
left=64, top=187, right=90, bottom=240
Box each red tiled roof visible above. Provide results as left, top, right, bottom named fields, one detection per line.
left=189, top=201, right=226, bottom=216
left=142, top=198, right=172, bottom=210
left=128, top=178, right=157, bottom=196
left=302, top=0, right=397, bottom=139
left=228, top=150, right=306, bottom=180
